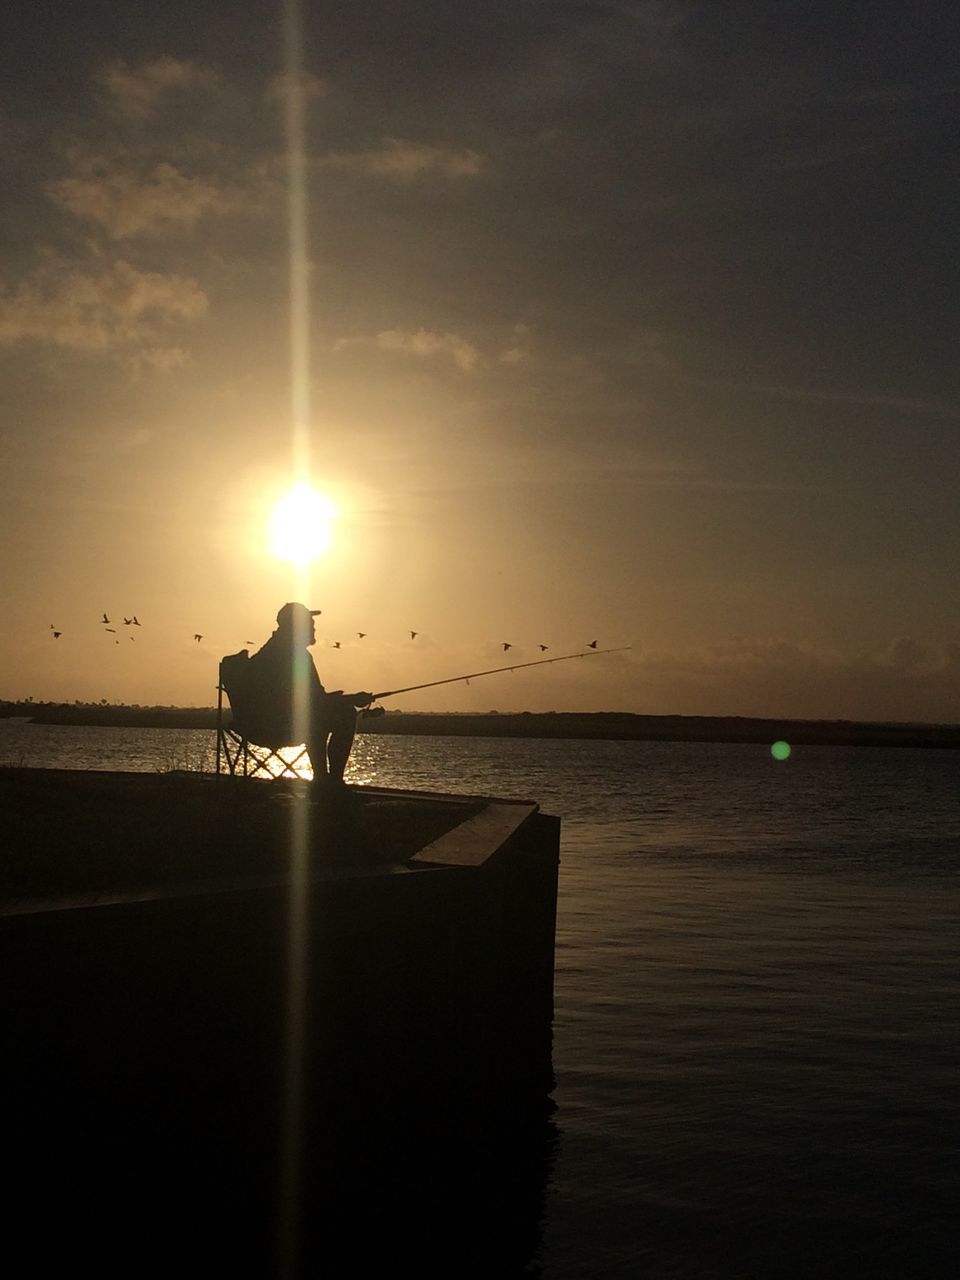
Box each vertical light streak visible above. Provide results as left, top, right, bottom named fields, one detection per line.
left=278, top=1, right=313, bottom=1274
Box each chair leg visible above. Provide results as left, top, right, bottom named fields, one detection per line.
left=215, top=675, right=224, bottom=775
left=244, top=742, right=311, bottom=780
left=215, top=725, right=313, bottom=782
left=217, top=729, right=244, bottom=777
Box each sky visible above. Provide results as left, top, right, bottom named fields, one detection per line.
left=2, top=0, right=959, bottom=719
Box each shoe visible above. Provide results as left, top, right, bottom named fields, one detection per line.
left=310, top=776, right=351, bottom=804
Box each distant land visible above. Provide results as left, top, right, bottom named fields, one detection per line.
left=3, top=700, right=960, bottom=749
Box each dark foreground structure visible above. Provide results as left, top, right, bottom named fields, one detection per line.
left=2, top=768, right=560, bottom=1276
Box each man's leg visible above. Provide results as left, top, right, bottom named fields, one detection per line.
left=305, top=735, right=329, bottom=781
left=325, top=696, right=357, bottom=784
left=308, top=694, right=356, bottom=785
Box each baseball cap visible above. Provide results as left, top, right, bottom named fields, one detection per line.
left=276, top=601, right=321, bottom=626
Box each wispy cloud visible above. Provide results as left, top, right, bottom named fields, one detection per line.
left=98, top=58, right=219, bottom=118
left=0, top=259, right=207, bottom=354
left=333, top=323, right=539, bottom=375
left=319, top=138, right=484, bottom=180
left=497, top=323, right=533, bottom=367
left=48, top=160, right=238, bottom=239
left=127, top=345, right=192, bottom=375
left=827, top=81, right=960, bottom=107
left=265, top=71, right=328, bottom=107
left=637, top=634, right=960, bottom=720
left=747, top=382, right=960, bottom=419
left=882, top=636, right=933, bottom=674
left=335, top=327, right=482, bottom=372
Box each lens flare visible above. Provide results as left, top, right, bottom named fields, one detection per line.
left=771, top=740, right=792, bottom=761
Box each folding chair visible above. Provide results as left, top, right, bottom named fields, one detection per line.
left=216, top=650, right=312, bottom=779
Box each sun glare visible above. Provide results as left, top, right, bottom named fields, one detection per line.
left=269, top=484, right=337, bottom=565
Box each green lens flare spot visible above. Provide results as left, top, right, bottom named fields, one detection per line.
left=771, top=740, right=791, bottom=761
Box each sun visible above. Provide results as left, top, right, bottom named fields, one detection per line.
left=269, top=484, right=337, bottom=565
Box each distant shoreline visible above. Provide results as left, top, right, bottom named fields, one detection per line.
left=3, top=703, right=960, bottom=748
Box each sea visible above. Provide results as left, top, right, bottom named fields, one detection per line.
left=2, top=719, right=958, bottom=1278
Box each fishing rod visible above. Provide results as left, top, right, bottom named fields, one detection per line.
left=370, top=646, right=632, bottom=701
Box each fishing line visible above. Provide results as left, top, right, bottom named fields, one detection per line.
left=371, top=647, right=632, bottom=701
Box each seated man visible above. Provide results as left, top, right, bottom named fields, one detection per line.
left=248, top=602, right=371, bottom=787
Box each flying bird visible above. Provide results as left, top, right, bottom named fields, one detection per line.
left=244, top=640, right=254, bottom=646
left=52, top=631, right=62, bottom=639
left=193, top=634, right=203, bottom=643
left=539, top=644, right=549, bottom=652
left=101, top=613, right=110, bottom=624
left=587, top=640, right=598, bottom=649
left=333, top=641, right=341, bottom=649
left=502, top=643, right=512, bottom=652
left=123, top=618, right=132, bottom=626
left=132, top=616, right=141, bottom=626
left=357, top=632, right=366, bottom=639
left=409, top=631, right=418, bottom=640
left=105, top=628, right=116, bottom=634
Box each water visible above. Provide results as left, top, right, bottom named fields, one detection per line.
left=2, top=720, right=958, bottom=1276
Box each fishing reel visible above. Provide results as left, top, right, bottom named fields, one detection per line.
left=360, top=702, right=386, bottom=719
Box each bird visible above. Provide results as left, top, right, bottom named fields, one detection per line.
left=244, top=640, right=254, bottom=646
left=333, top=641, right=341, bottom=649
left=587, top=640, right=598, bottom=649
left=410, top=631, right=418, bottom=640
left=502, top=643, right=512, bottom=652
left=52, top=631, right=62, bottom=639
left=132, top=616, right=141, bottom=626
left=105, top=627, right=116, bottom=634
left=539, top=644, right=549, bottom=652
left=357, top=632, right=366, bottom=639
left=101, top=613, right=110, bottom=624
left=193, top=634, right=203, bottom=643
left=123, top=618, right=132, bottom=626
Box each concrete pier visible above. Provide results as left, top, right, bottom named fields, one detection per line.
left=2, top=768, right=560, bottom=1273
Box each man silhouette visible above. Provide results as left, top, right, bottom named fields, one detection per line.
left=249, top=602, right=371, bottom=788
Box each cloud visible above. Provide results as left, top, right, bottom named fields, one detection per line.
left=743, top=382, right=960, bottom=420
left=319, top=138, right=484, bottom=179
left=653, top=636, right=834, bottom=674
left=48, top=160, right=237, bottom=239
left=498, top=347, right=525, bottom=367
left=882, top=637, right=932, bottom=673
left=498, top=323, right=532, bottom=366
left=99, top=58, right=219, bottom=118
left=265, top=72, right=329, bottom=107
left=335, top=327, right=482, bottom=373
left=635, top=635, right=960, bottom=721
left=0, top=259, right=207, bottom=354
left=128, top=346, right=192, bottom=374
left=335, top=322, right=539, bottom=376
left=498, top=0, right=685, bottom=108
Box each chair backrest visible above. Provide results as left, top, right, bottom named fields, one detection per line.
left=219, top=650, right=292, bottom=749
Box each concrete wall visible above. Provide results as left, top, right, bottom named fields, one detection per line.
left=2, top=774, right=560, bottom=1272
